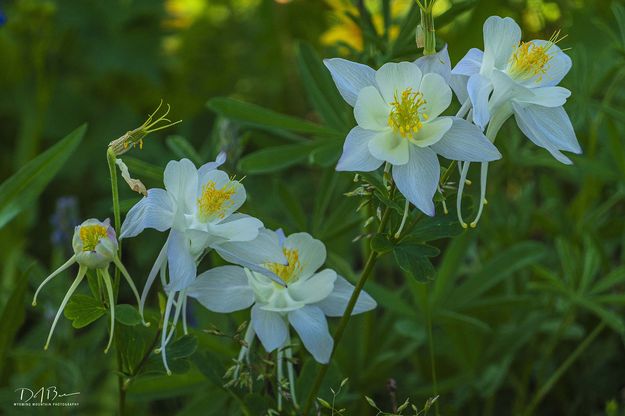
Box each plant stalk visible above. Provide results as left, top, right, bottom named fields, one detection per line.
left=522, top=320, right=606, bottom=416
left=302, top=203, right=393, bottom=415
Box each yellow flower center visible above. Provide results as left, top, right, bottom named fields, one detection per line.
left=80, top=225, right=108, bottom=251
left=265, top=248, right=301, bottom=284
left=197, top=180, right=236, bottom=222
left=388, top=88, right=428, bottom=138
left=507, top=31, right=566, bottom=82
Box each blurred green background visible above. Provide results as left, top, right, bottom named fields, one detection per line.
left=1, top=0, right=624, bottom=415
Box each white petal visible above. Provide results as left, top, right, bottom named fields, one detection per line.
left=284, top=232, right=326, bottom=280
left=450, top=74, right=469, bottom=104
left=165, top=229, right=196, bottom=292
left=514, top=86, right=571, bottom=108
left=414, top=45, right=451, bottom=81
left=197, top=152, right=226, bottom=178
left=411, top=118, right=452, bottom=148
left=467, top=74, right=493, bottom=130
left=288, top=306, right=333, bottom=363
left=215, top=228, right=286, bottom=266
left=482, top=16, right=521, bottom=72
left=392, top=146, right=440, bottom=216
left=187, top=266, right=254, bottom=313
left=354, top=86, right=390, bottom=131
left=489, top=69, right=533, bottom=111
left=419, top=72, right=452, bottom=119
left=529, top=40, right=572, bottom=87
left=430, top=117, right=502, bottom=162
left=375, top=62, right=423, bottom=103
left=315, top=275, right=377, bottom=317
left=452, top=48, right=484, bottom=76
left=120, top=188, right=175, bottom=238
left=288, top=269, right=337, bottom=304
left=336, top=127, right=384, bottom=172
left=512, top=102, right=581, bottom=163
left=252, top=304, right=288, bottom=352
left=208, top=214, right=263, bottom=243
left=163, top=159, right=199, bottom=213
left=324, top=58, right=377, bottom=107
left=368, top=130, right=410, bottom=165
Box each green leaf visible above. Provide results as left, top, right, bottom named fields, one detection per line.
left=166, top=135, right=202, bottom=166
left=370, top=234, right=394, bottom=254
left=296, top=42, right=350, bottom=131
left=115, top=304, right=142, bottom=326
left=0, top=124, right=86, bottom=229
left=207, top=98, right=339, bottom=138
left=393, top=242, right=440, bottom=281
left=409, top=214, right=463, bottom=241
left=449, top=242, right=545, bottom=308
left=0, top=266, right=29, bottom=376
left=64, top=294, right=106, bottom=329
left=238, top=143, right=312, bottom=174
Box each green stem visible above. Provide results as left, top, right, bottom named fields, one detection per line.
left=425, top=286, right=439, bottom=416
left=522, top=321, right=606, bottom=416
left=420, top=1, right=436, bottom=56
left=302, top=204, right=393, bottom=416
left=106, top=147, right=125, bottom=416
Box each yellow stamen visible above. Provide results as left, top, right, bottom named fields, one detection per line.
left=388, top=88, right=428, bottom=138
left=197, top=180, right=236, bottom=222
left=80, top=225, right=108, bottom=251
left=265, top=248, right=301, bottom=284
left=508, top=30, right=567, bottom=82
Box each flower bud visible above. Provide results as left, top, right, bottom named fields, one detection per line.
left=72, top=218, right=118, bottom=269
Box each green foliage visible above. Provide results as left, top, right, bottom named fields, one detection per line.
left=0, top=124, right=86, bottom=229
left=1, top=1, right=625, bottom=415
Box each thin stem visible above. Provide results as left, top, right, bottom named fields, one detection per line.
left=425, top=286, right=439, bottom=416
left=522, top=321, right=606, bottom=416
left=106, top=147, right=122, bottom=294
left=302, top=201, right=393, bottom=415
left=106, top=146, right=124, bottom=416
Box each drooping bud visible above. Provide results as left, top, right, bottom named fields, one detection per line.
left=72, top=218, right=118, bottom=269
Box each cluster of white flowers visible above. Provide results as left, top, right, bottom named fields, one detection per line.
left=325, top=15, right=580, bottom=226
left=33, top=15, right=580, bottom=406
left=120, top=156, right=376, bottom=374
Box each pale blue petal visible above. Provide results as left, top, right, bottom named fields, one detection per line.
left=430, top=117, right=502, bottom=162
left=323, top=58, right=376, bottom=106
left=252, top=304, right=288, bottom=352
left=336, top=127, right=384, bottom=172
left=120, top=188, right=175, bottom=238
left=392, top=146, right=440, bottom=216
left=187, top=266, right=254, bottom=313
left=288, top=306, right=333, bottom=363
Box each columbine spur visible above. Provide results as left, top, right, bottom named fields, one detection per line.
left=120, top=155, right=285, bottom=373
left=32, top=218, right=141, bottom=352
left=451, top=15, right=581, bottom=227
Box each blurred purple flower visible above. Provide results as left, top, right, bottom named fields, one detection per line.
left=50, top=196, right=80, bottom=249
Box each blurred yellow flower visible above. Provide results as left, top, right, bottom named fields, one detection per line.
left=321, top=0, right=451, bottom=51
left=522, top=0, right=561, bottom=33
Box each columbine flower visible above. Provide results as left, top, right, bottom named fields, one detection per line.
left=120, top=155, right=285, bottom=374
left=324, top=58, right=502, bottom=216
left=450, top=16, right=581, bottom=226
left=187, top=230, right=376, bottom=364
left=33, top=219, right=141, bottom=352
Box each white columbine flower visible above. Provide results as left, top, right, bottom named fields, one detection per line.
left=452, top=15, right=581, bottom=160
left=120, top=155, right=284, bottom=374
left=324, top=58, right=502, bottom=216
left=450, top=16, right=581, bottom=226
left=33, top=218, right=141, bottom=353
left=187, top=230, right=376, bottom=364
